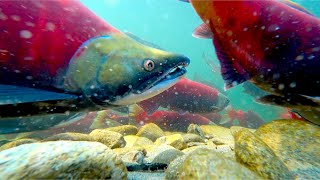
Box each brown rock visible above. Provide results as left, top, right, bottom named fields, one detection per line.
left=166, top=148, right=259, bottom=179
left=144, top=145, right=184, bottom=164
left=182, top=133, right=205, bottom=143
left=230, top=126, right=256, bottom=136
left=136, top=123, right=165, bottom=141
left=89, top=129, right=125, bottom=148
left=0, top=139, right=38, bottom=151
left=106, top=125, right=138, bottom=136
left=0, top=141, right=127, bottom=179
left=45, top=132, right=95, bottom=142
left=187, top=124, right=205, bottom=138
left=234, top=128, right=293, bottom=179
left=124, top=135, right=153, bottom=148
left=255, top=120, right=320, bottom=179
left=154, top=134, right=187, bottom=150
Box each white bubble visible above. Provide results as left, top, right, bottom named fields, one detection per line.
left=295, top=55, right=304, bottom=61
left=289, top=82, right=296, bottom=88
left=268, top=24, right=280, bottom=32
left=243, top=27, right=248, bottom=31
left=26, top=76, right=33, bottom=80
left=306, top=27, right=312, bottom=32
left=278, top=84, right=285, bottom=90
left=24, top=56, right=33, bottom=60
left=0, top=13, right=8, bottom=21
left=20, top=30, right=32, bottom=39
left=308, top=55, right=315, bottom=60
left=46, top=22, right=55, bottom=31
left=10, top=15, right=21, bottom=21
left=232, top=81, right=238, bottom=87
left=226, top=30, right=233, bottom=36
left=128, top=85, right=132, bottom=89
left=25, top=22, right=35, bottom=27
left=95, top=43, right=101, bottom=48
left=310, top=47, right=320, bottom=53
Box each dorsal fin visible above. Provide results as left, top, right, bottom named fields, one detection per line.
left=192, top=23, right=213, bottom=39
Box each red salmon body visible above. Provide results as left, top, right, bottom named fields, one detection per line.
left=138, top=77, right=229, bottom=114
left=0, top=0, right=191, bottom=134
left=186, top=0, right=320, bottom=125
left=0, top=0, right=118, bottom=86
left=135, top=110, right=212, bottom=131
left=191, top=0, right=320, bottom=96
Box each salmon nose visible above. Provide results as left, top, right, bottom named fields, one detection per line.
left=217, top=93, right=230, bottom=110
left=224, top=98, right=230, bottom=107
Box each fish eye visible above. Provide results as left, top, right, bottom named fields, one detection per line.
left=143, top=59, right=155, bottom=71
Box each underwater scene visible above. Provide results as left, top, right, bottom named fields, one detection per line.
left=0, top=0, right=319, bottom=179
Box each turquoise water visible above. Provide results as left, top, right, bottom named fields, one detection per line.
left=80, top=0, right=319, bottom=123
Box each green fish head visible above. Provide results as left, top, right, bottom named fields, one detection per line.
left=64, top=33, right=190, bottom=107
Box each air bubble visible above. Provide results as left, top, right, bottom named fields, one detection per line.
left=295, top=55, right=304, bottom=61
left=20, top=30, right=32, bottom=39
left=289, top=82, right=296, bottom=88
left=278, top=84, right=285, bottom=90
left=11, top=15, right=21, bottom=21
left=24, top=56, right=33, bottom=60
left=226, top=30, right=233, bottom=36
left=46, top=22, right=56, bottom=31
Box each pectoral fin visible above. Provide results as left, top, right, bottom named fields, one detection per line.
left=0, top=84, right=78, bottom=105
left=257, top=94, right=318, bottom=108
left=0, top=84, right=83, bottom=117
left=0, top=112, right=86, bottom=134
left=193, top=23, right=213, bottom=39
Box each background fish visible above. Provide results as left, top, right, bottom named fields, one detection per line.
left=0, top=0, right=190, bottom=133
left=218, top=107, right=265, bottom=129
left=129, top=104, right=214, bottom=131
left=183, top=0, right=320, bottom=125
left=138, top=77, right=229, bottom=114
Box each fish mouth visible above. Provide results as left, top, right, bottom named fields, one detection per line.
left=110, top=61, right=189, bottom=106
left=136, top=62, right=188, bottom=93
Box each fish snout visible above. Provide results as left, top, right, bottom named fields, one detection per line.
left=211, top=93, right=230, bottom=112
left=155, top=54, right=190, bottom=82
left=162, top=54, right=190, bottom=72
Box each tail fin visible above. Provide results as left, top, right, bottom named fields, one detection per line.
left=128, top=104, right=146, bottom=125
left=219, top=114, right=232, bottom=125
left=129, top=104, right=145, bottom=118
left=90, top=110, right=108, bottom=130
